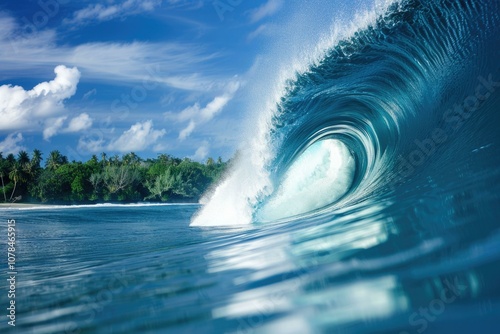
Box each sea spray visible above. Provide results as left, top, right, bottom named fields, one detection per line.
left=191, top=0, right=395, bottom=226
left=192, top=0, right=499, bottom=226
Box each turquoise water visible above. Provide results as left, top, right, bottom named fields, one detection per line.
left=2, top=0, right=500, bottom=333
left=1, top=205, right=211, bottom=333
left=1, top=194, right=500, bottom=333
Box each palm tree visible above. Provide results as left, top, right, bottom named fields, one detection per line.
left=157, top=154, right=171, bottom=164
left=8, top=163, right=23, bottom=202
left=6, top=154, right=15, bottom=166
left=45, top=150, right=67, bottom=171
left=17, top=150, right=30, bottom=166
left=0, top=153, right=7, bottom=202
left=21, top=149, right=43, bottom=184
left=0, top=170, right=6, bottom=202
left=89, top=155, right=99, bottom=165
left=110, top=154, right=120, bottom=166
left=31, top=149, right=43, bottom=169
left=123, top=152, right=141, bottom=166
left=17, top=151, right=31, bottom=180
left=100, top=152, right=108, bottom=166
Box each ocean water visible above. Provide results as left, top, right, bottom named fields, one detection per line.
left=2, top=0, right=500, bottom=333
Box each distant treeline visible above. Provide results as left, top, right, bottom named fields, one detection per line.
left=0, top=150, right=229, bottom=204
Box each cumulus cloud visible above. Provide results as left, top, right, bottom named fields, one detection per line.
left=77, top=137, right=105, bottom=154
left=43, top=117, right=67, bottom=140
left=248, top=0, right=284, bottom=23
left=79, top=120, right=166, bottom=153
left=167, top=81, right=240, bottom=140
left=0, top=133, right=25, bottom=155
left=108, top=120, right=166, bottom=152
left=41, top=113, right=93, bottom=140
left=190, top=140, right=210, bottom=161
left=0, top=65, right=80, bottom=132
left=66, top=113, right=93, bottom=133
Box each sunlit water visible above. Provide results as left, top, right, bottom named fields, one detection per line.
left=2, top=0, right=500, bottom=333
left=1, top=179, right=500, bottom=334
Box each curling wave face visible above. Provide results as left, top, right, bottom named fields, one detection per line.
left=192, top=0, right=500, bottom=226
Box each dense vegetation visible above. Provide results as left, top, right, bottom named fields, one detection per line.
left=0, top=150, right=229, bottom=204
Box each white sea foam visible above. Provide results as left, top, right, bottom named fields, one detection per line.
left=2, top=203, right=199, bottom=211
left=191, top=0, right=396, bottom=226
left=256, top=139, right=355, bottom=221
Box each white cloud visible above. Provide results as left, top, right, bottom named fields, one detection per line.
left=167, top=81, right=240, bottom=140
left=0, top=13, right=16, bottom=41
left=0, top=65, right=80, bottom=132
left=249, top=0, right=284, bottom=23
left=0, top=14, right=227, bottom=92
left=77, top=137, right=106, bottom=154
left=64, top=0, right=162, bottom=26
left=43, top=116, right=67, bottom=140
left=0, top=133, right=25, bottom=155
left=108, top=120, right=166, bottom=152
left=179, top=121, right=196, bottom=141
left=248, top=24, right=269, bottom=41
left=153, top=142, right=170, bottom=152
left=79, top=120, right=166, bottom=153
left=66, top=113, right=93, bottom=133
left=190, top=140, right=210, bottom=161
left=41, top=113, right=93, bottom=140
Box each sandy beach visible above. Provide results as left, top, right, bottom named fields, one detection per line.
left=0, top=203, right=48, bottom=210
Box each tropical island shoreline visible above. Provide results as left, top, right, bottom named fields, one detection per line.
left=0, top=202, right=202, bottom=210
left=0, top=203, right=48, bottom=209
left=0, top=150, right=230, bottom=207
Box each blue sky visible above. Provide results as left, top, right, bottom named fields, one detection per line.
left=0, top=0, right=366, bottom=162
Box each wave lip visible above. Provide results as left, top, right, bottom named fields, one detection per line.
left=192, top=0, right=500, bottom=226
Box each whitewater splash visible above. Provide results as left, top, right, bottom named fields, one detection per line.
left=256, top=139, right=355, bottom=222
left=192, top=0, right=500, bottom=226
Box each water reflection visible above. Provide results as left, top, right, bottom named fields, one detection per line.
left=205, top=199, right=404, bottom=331
left=203, top=175, right=500, bottom=334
